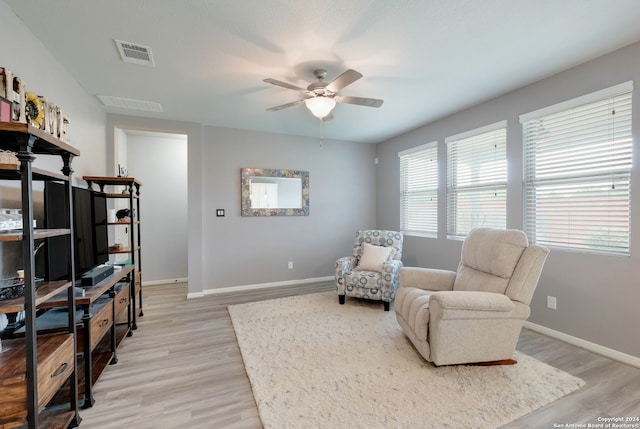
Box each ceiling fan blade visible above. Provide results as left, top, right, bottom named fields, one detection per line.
left=263, top=78, right=307, bottom=93
left=266, top=99, right=306, bottom=112
left=335, top=95, right=384, bottom=108
left=325, top=69, right=362, bottom=93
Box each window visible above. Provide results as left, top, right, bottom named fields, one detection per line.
left=520, top=81, right=633, bottom=255
left=399, top=142, right=438, bottom=237
left=446, top=121, right=507, bottom=238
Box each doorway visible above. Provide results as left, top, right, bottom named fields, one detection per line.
left=114, top=128, right=188, bottom=285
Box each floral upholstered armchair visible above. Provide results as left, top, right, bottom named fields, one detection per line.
left=335, top=230, right=403, bottom=311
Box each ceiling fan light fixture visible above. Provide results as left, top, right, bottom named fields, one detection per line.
left=305, top=96, right=336, bottom=119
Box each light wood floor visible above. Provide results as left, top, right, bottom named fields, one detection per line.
left=77, top=282, right=640, bottom=429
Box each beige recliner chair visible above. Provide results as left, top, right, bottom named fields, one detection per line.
left=395, top=228, right=549, bottom=366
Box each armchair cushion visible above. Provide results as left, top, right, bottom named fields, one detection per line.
left=354, top=230, right=403, bottom=261
left=459, top=228, right=527, bottom=278
left=454, top=228, right=529, bottom=294
left=454, top=265, right=510, bottom=294
left=356, top=243, right=395, bottom=272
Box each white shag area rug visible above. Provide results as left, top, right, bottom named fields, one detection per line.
left=228, top=292, right=584, bottom=429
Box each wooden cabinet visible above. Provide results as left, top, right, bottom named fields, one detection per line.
left=0, top=334, right=74, bottom=425
left=35, top=265, right=134, bottom=409
left=35, top=334, right=75, bottom=411
left=83, top=176, right=143, bottom=330
left=83, top=298, right=113, bottom=352
left=0, top=123, right=80, bottom=428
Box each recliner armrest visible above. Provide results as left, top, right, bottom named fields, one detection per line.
left=429, top=291, right=522, bottom=321
left=430, top=291, right=513, bottom=312
left=399, top=267, right=456, bottom=291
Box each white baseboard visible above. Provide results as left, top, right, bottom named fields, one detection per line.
left=142, top=277, right=188, bottom=287
left=186, top=276, right=334, bottom=299
left=186, top=291, right=205, bottom=299
left=524, top=321, right=640, bottom=369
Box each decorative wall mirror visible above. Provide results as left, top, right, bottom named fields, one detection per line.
left=241, top=168, right=309, bottom=216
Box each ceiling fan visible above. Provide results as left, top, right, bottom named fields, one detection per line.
left=264, top=68, right=383, bottom=120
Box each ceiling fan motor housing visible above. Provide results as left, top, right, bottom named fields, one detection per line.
left=307, top=69, right=333, bottom=97
left=313, top=69, right=328, bottom=80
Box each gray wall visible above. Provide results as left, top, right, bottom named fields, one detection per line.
left=105, top=114, right=377, bottom=295
left=0, top=1, right=106, bottom=180
left=201, top=126, right=376, bottom=289
left=376, top=41, right=640, bottom=359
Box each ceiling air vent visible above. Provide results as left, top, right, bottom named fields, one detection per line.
left=97, top=95, right=163, bottom=112
left=114, top=39, right=155, bottom=66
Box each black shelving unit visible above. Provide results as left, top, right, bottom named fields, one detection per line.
left=83, top=176, right=143, bottom=329
left=0, top=123, right=81, bottom=429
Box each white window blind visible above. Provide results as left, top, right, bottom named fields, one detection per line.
left=521, top=83, right=633, bottom=255
left=399, top=142, right=438, bottom=237
left=446, top=122, right=507, bottom=238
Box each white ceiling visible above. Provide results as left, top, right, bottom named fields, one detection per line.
left=6, top=0, right=640, bottom=144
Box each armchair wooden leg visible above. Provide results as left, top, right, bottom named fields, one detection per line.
left=339, top=295, right=345, bottom=305
left=383, top=301, right=390, bottom=311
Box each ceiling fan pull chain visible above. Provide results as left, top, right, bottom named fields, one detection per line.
left=319, top=118, right=324, bottom=147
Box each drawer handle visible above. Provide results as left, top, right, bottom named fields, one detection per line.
left=51, top=362, right=68, bottom=378
left=119, top=298, right=128, bottom=304
left=99, top=319, right=110, bottom=327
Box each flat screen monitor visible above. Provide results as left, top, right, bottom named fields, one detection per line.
left=92, top=191, right=109, bottom=266
left=44, top=182, right=109, bottom=281
left=43, top=181, right=70, bottom=281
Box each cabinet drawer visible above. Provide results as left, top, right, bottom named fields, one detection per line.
left=114, top=283, right=130, bottom=325
left=37, top=333, right=75, bottom=411
left=0, top=334, right=75, bottom=425
left=0, top=372, right=27, bottom=423
left=88, top=299, right=113, bottom=350
left=76, top=298, right=114, bottom=353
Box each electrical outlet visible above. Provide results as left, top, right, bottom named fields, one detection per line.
left=288, top=261, right=293, bottom=269
left=547, top=296, right=557, bottom=310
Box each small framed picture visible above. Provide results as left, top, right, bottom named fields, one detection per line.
left=0, top=96, right=11, bottom=123
left=118, top=164, right=128, bottom=177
